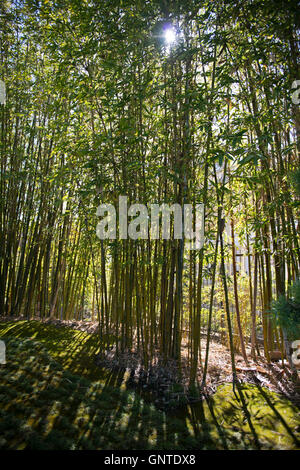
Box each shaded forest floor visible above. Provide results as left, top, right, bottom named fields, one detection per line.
left=0, top=319, right=300, bottom=449
left=1, top=317, right=299, bottom=408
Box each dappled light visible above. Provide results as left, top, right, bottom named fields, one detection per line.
left=0, top=0, right=299, bottom=452
left=0, top=322, right=299, bottom=450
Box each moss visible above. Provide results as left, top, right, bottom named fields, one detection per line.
left=188, top=383, right=300, bottom=450
left=0, top=321, right=300, bottom=450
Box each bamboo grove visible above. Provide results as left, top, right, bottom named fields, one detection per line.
left=0, top=0, right=299, bottom=385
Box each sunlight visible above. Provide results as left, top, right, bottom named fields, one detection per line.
left=164, top=26, right=176, bottom=45
left=1, top=1, right=299, bottom=453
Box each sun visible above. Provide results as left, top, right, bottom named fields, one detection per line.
left=164, top=26, right=176, bottom=45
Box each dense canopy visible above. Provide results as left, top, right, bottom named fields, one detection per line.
left=0, top=0, right=300, bottom=451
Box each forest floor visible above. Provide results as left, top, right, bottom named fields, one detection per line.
left=0, top=319, right=300, bottom=449
left=0, top=316, right=299, bottom=409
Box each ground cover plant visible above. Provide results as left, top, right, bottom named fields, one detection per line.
left=0, top=321, right=299, bottom=450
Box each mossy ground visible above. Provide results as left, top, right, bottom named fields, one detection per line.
left=0, top=320, right=299, bottom=449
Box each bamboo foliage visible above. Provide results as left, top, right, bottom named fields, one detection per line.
left=0, top=0, right=299, bottom=383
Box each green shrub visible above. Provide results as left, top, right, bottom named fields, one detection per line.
left=290, top=166, right=300, bottom=196
left=271, top=279, right=300, bottom=341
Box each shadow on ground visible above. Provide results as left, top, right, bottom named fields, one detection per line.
left=0, top=321, right=299, bottom=450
